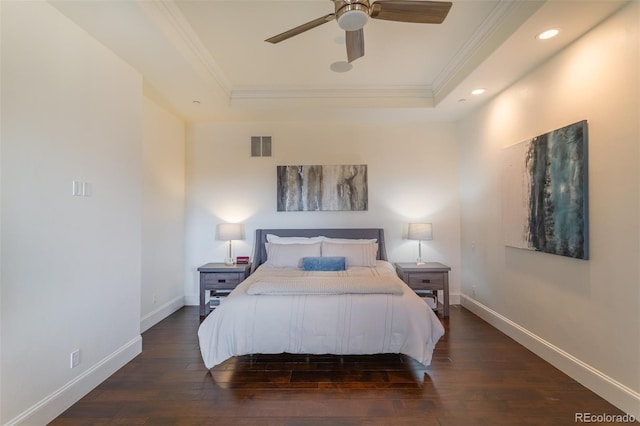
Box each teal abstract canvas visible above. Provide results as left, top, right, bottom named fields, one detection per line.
left=502, top=120, right=589, bottom=259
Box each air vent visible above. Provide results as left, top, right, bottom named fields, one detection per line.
left=251, top=136, right=272, bottom=157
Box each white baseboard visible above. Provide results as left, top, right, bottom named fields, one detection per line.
left=5, top=336, right=142, bottom=426
left=439, top=291, right=461, bottom=306
left=184, top=293, right=199, bottom=306
left=461, top=295, right=640, bottom=419
left=140, top=295, right=185, bottom=333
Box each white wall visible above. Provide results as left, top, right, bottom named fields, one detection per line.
left=184, top=121, right=462, bottom=304
left=2, top=0, right=634, bottom=423
left=1, top=2, right=143, bottom=424
left=457, top=2, right=639, bottom=417
left=141, top=98, right=186, bottom=332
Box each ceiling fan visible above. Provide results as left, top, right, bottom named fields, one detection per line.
left=265, top=0, right=453, bottom=63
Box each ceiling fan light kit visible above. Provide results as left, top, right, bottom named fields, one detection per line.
left=266, top=0, right=452, bottom=63
left=337, top=10, right=369, bottom=31
left=336, top=1, right=370, bottom=31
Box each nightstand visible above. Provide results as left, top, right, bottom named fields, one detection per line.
left=198, top=263, right=251, bottom=317
left=395, top=262, right=451, bottom=318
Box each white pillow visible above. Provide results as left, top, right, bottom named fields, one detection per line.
left=266, top=234, right=324, bottom=244
left=265, top=242, right=322, bottom=268
left=322, top=237, right=377, bottom=244
left=321, top=242, right=378, bottom=267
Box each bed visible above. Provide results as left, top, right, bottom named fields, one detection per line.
left=197, top=228, right=445, bottom=369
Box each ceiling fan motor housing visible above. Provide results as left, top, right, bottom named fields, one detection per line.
left=334, top=0, right=370, bottom=31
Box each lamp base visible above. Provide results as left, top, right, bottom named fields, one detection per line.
left=416, top=258, right=426, bottom=266
left=224, top=257, right=235, bottom=266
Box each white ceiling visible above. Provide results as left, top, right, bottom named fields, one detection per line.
left=51, top=0, right=627, bottom=122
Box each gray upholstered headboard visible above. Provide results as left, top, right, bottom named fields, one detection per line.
left=251, top=228, right=387, bottom=273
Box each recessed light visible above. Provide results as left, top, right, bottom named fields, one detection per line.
left=471, top=88, right=486, bottom=95
left=330, top=61, right=353, bottom=73
left=537, top=29, right=560, bottom=40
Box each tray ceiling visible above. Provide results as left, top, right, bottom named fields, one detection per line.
left=51, top=0, right=628, bottom=122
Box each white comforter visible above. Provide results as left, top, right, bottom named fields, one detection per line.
left=197, top=261, right=445, bottom=369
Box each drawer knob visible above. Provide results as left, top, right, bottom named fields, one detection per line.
left=421, top=279, right=431, bottom=283
left=218, top=279, right=226, bottom=283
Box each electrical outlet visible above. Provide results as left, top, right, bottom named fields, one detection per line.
left=152, top=294, right=157, bottom=304
left=70, top=350, right=80, bottom=368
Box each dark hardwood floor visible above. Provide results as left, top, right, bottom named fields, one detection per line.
left=51, top=305, right=632, bottom=425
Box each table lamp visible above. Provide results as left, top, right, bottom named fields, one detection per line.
left=217, top=223, right=244, bottom=265
left=407, top=223, right=433, bottom=265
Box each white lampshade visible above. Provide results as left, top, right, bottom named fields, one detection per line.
left=408, top=223, right=433, bottom=241
left=217, top=223, right=244, bottom=241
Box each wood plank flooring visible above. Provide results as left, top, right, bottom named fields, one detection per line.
left=51, top=306, right=633, bottom=425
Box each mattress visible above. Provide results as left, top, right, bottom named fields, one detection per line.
left=197, top=260, right=445, bottom=369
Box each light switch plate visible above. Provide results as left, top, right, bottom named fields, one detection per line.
left=72, top=181, right=82, bottom=196
left=82, top=182, right=92, bottom=197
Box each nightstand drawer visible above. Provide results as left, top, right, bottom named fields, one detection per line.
left=407, top=272, right=445, bottom=290
left=202, top=273, right=243, bottom=288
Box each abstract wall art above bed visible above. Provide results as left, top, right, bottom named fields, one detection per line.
left=277, top=164, right=368, bottom=212
left=501, top=120, right=589, bottom=259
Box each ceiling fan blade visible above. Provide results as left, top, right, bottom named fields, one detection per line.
left=370, top=1, right=452, bottom=24
left=346, top=29, right=364, bottom=63
left=265, top=14, right=335, bottom=44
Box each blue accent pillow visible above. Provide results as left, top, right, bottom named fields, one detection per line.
left=302, top=256, right=346, bottom=271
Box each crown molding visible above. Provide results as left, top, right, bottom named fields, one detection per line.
left=140, top=0, right=233, bottom=97
left=141, top=0, right=541, bottom=108
left=138, top=0, right=436, bottom=107
left=232, top=84, right=432, bottom=99
left=432, top=0, right=544, bottom=104
left=230, top=85, right=434, bottom=108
